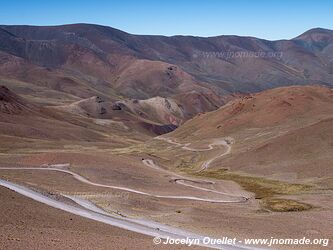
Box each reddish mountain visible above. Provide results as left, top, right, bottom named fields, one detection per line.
left=169, top=85, right=333, bottom=179
left=1, top=24, right=333, bottom=130
left=1, top=25, right=333, bottom=98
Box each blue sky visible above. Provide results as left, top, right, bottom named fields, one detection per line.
left=0, top=0, right=332, bottom=40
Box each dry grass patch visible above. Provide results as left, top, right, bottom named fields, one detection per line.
left=262, top=198, right=313, bottom=212
left=186, top=168, right=313, bottom=212
left=192, top=169, right=311, bottom=198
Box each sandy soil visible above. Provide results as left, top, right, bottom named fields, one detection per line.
left=0, top=186, right=202, bottom=250
left=1, top=161, right=332, bottom=250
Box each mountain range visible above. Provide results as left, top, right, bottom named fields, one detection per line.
left=1, top=24, right=333, bottom=107
left=1, top=24, right=333, bottom=135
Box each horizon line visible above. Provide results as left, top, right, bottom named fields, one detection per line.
left=1, top=22, right=332, bottom=41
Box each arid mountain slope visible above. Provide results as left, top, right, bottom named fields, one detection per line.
left=53, top=95, right=182, bottom=134
left=0, top=24, right=224, bottom=117
left=1, top=24, right=333, bottom=119
left=0, top=86, right=152, bottom=151
left=169, top=85, right=333, bottom=180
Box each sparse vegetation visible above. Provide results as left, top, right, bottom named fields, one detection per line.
left=192, top=169, right=311, bottom=197
left=176, top=155, right=201, bottom=169
left=262, top=198, right=312, bottom=212
left=187, top=168, right=313, bottom=212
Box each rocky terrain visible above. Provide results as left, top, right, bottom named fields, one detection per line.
left=0, top=24, right=333, bottom=250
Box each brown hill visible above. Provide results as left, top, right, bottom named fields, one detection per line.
left=53, top=95, right=183, bottom=135
left=169, top=85, right=333, bottom=180
left=0, top=86, right=149, bottom=147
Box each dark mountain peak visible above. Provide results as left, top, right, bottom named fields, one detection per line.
left=291, top=28, right=333, bottom=52
left=294, top=27, right=333, bottom=40
left=298, top=27, right=333, bottom=35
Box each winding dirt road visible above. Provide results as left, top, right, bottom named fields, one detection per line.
left=155, top=136, right=233, bottom=171
left=0, top=179, right=259, bottom=250
left=0, top=136, right=259, bottom=249
left=0, top=167, right=245, bottom=203
left=142, top=159, right=247, bottom=201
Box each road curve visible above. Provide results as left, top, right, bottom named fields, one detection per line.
left=198, top=140, right=232, bottom=171
left=0, top=167, right=245, bottom=203
left=155, top=136, right=233, bottom=171
left=0, top=179, right=261, bottom=250
left=142, top=159, right=248, bottom=201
